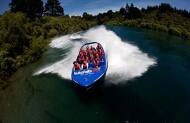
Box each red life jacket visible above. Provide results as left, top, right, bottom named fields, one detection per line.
left=83, top=62, right=88, bottom=69
left=79, top=51, right=83, bottom=56
left=86, top=47, right=89, bottom=53
left=92, top=49, right=96, bottom=56
left=77, top=55, right=84, bottom=64
left=74, top=64, right=80, bottom=70
left=95, top=53, right=99, bottom=59
left=84, top=56, right=88, bottom=62
left=98, top=49, right=102, bottom=56
left=93, top=58, right=100, bottom=66
left=83, top=51, right=87, bottom=56
left=89, top=56, right=93, bottom=63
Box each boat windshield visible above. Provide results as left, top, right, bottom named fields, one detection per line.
left=81, top=43, right=101, bottom=50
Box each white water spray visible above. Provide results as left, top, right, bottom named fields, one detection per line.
left=34, top=26, right=156, bottom=84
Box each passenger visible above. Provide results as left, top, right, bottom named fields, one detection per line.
left=77, top=49, right=85, bottom=63
left=87, top=50, right=92, bottom=57
left=89, top=54, right=94, bottom=63
left=84, top=55, right=89, bottom=62
left=95, top=53, right=99, bottom=59
left=73, top=61, right=80, bottom=70
left=92, top=48, right=97, bottom=57
left=86, top=46, right=90, bottom=53
left=79, top=49, right=83, bottom=56
left=90, top=46, right=96, bottom=52
left=96, top=43, right=102, bottom=50
left=97, top=48, right=103, bottom=58
left=96, top=43, right=100, bottom=50
left=77, top=55, right=84, bottom=64
left=82, top=60, right=88, bottom=69
left=83, top=50, right=87, bottom=57
left=90, top=46, right=93, bottom=51
left=93, top=57, right=100, bottom=69
left=86, top=46, right=92, bottom=57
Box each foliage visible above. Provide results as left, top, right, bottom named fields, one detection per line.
left=10, top=0, right=64, bottom=17
left=44, top=0, right=64, bottom=16
left=10, top=0, right=43, bottom=18
left=83, top=12, right=94, bottom=20
left=95, top=3, right=190, bottom=40
left=126, top=3, right=142, bottom=19
left=0, top=12, right=96, bottom=80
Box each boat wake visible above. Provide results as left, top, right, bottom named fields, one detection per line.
left=34, top=26, right=156, bottom=84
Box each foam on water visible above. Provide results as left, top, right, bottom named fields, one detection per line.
left=34, top=26, right=156, bottom=84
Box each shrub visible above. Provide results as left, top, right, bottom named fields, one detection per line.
left=168, top=26, right=181, bottom=36
left=48, top=29, right=58, bottom=38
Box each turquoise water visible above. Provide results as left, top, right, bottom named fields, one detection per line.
left=1, top=26, right=190, bottom=123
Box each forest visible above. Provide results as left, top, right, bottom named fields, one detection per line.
left=0, top=0, right=190, bottom=88
left=83, top=3, right=190, bottom=39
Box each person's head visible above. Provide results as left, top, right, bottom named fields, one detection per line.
left=81, top=49, right=84, bottom=53
left=73, top=61, right=77, bottom=65
left=83, top=60, right=86, bottom=64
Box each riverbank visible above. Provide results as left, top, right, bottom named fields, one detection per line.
left=91, top=3, right=190, bottom=40
left=0, top=12, right=97, bottom=86
left=107, top=17, right=190, bottom=40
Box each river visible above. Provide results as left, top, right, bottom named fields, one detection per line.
left=0, top=26, right=190, bottom=123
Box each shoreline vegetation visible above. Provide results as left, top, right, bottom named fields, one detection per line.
left=0, top=0, right=190, bottom=88
left=91, top=3, right=190, bottom=40
left=0, top=13, right=96, bottom=86
left=0, top=0, right=97, bottom=88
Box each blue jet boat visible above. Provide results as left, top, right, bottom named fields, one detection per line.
left=71, top=42, right=108, bottom=88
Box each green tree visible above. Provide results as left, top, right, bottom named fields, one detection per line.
left=44, top=0, right=64, bottom=16
left=107, top=10, right=113, bottom=18
left=127, top=3, right=142, bottom=19
left=159, top=3, right=173, bottom=13
left=119, top=8, right=126, bottom=16
left=83, top=12, right=93, bottom=20
left=9, top=0, right=43, bottom=17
